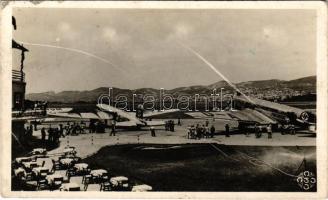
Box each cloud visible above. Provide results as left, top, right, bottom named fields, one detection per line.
left=262, top=26, right=288, bottom=46
left=102, top=27, right=117, bottom=41
left=56, top=22, right=78, bottom=41
left=175, top=24, right=192, bottom=38
left=58, top=22, right=71, bottom=32
left=102, top=27, right=130, bottom=45
left=166, top=23, right=193, bottom=42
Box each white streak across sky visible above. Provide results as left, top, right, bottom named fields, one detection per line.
left=16, top=41, right=127, bottom=74
left=177, top=41, right=255, bottom=104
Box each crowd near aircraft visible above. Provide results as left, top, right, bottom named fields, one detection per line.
left=15, top=93, right=316, bottom=134
left=26, top=104, right=179, bottom=129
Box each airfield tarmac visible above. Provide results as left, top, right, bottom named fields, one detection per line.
left=30, top=119, right=316, bottom=159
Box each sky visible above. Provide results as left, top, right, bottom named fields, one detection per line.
left=12, top=8, right=316, bottom=93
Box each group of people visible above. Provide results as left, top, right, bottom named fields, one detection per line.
left=165, top=120, right=175, bottom=132
left=18, top=125, right=34, bottom=142
left=41, top=125, right=64, bottom=146
left=245, top=124, right=273, bottom=139
left=65, top=122, right=86, bottom=135
left=88, top=121, right=107, bottom=133
left=187, top=123, right=216, bottom=139
left=281, top=124, right=296, bottom=135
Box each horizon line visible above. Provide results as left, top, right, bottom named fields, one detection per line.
left=26, top=74, right=316, bottom=95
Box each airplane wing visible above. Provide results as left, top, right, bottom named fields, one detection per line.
left=47, top=112, right=82, bottom=119
left=47, top=108, right=113, bottom=120
left=227, top=108, right=277, bottom=125
left=143, top=109, right=180, bottom=118
left=143, top=120, right=165, bottom=126
left=79, top=112, right=99, bottom=119
left=96, top=111, right=113, bottom=119
left=47, top=108, right=73, bottom=114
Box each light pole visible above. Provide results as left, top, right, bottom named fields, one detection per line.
left=220, top=88, right=224, bottom=111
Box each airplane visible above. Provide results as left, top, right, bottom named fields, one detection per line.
left=33, top=103, right=180, bottom=129
left=179, top=94, right=316, bottom=133
left=231, top=95, right=316, bottom=133
left=17, top=94, right=316, bottom=134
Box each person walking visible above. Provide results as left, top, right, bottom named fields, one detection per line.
left=110, top=123, right=116, bottom=136
left=225, top=124, right=230, bottom=137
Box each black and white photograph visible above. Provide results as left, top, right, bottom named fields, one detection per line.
left=1, top=1, right=327, bottom=198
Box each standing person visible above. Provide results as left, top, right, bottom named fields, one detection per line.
left=33, top=120, right=37, bottom=131
left=177, top=118, right=181, bottom=126
left=225, top=124, right=230, bottom=137
left=191, top=125, right=195, bottom=139
left=205, top=119, right=209, bottom=127
left=187, top=126, right=191, bottom=139
left=48, top=128, right=53, bottom=143
left=210, top=125, right=215, bottom=138
left=290, top=124, right=296, bottom=135
left=205, top=126, right=210, bottom=138
left=110, top=122, right=116, bottom=136
left=89, top=120, right=95, bottom=133
left=150, top=126, right=156, bottom=137
left=254, top=124, right=259, bottom=138
left=41, top=127, right=46, bottom=146
left=24, top=126, right=30, bottom=140
left=34, top=102, right=38, bottom=112
left=267, top=124, right=272, bottom=139
left=28, top=124, right=33, bottom=138
left=196, top=124, right=200, bottom=139
left=71, top=123, right=77, bottom=135
left=255, top=124, right=261, bottom=138
left=54, top=128, right=60, bottom=143
left=201, top=125, right=205, bottom=138
left=59, top=124, right=65, bottom=137
left=66, top=122, right=70, bottom=135
left=42, top=101, right=48, bottom=116
left=245, top=130, right=250, bottom=137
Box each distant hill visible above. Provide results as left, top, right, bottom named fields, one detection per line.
left=26, top=76, right=316, bottom=103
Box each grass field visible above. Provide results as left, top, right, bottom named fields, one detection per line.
left=83, top=143, right=316, bottom=192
